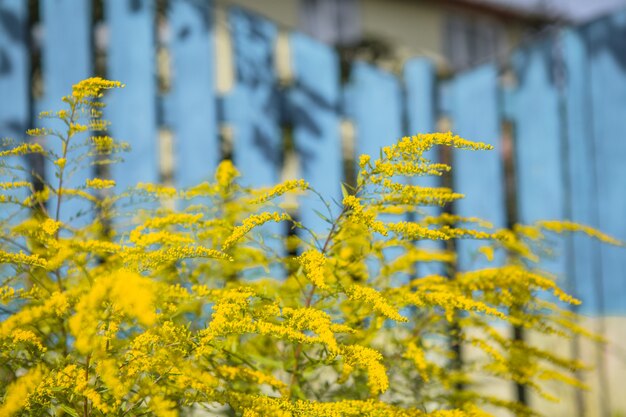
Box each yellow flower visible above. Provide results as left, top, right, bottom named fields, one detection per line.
left=0, top=143, right=45, bottom=157
left=122, top=245, right=232, bottom=271
left=86, top=177, right=116, bottom=189
left=380, top=180, right=464, bottom=207
left=25, top=128, right=51, bottom=137
left=136, top=182, right=177, bottom=197
left=222, top=212, right=291, bottom=250
left=48, top=291, right=70, bottom=316
left=149, top=395, right=178, bottom=417
left=69, top=269, right=158, bottom=353
left=54, top=158, right=66, bottom=169
left=89, top=119, right=110, bottom=131
left=536, top=220, right=623, bottom=246
left=41, top=218, right=61, bottom=235
left=0, top=292, right=69, bottom=339
left=298, top=249, right=329, bottom=289
left=345, top=284, right=407, bottom=322
left=0, top=367, right=44, bottom=416
left=10, top=329, right=46, bottom=352
left=358, top=154, right=371, bottom=168
left=0, top=286, right=17, bottom=302
left=403, top=342, right=430, bottom=382
left=478, top=245, right=494, bottom=262
left=70, top=77, right=123, bottom=104
left=91, top=135, right=125, bottom=153
left=69, top=122, right=88, bottom=136
left=282, top=307, right=345, bottom=356
left=387, top=221, right=448, bottom=240
left=341, top=344, right=389, bottom=395
left=215, top=159, right=240, bottom=189
left=0, top=181, right=30, bottom=190
left=216, top=365, right=287, bottom=393
left=251, top=179, right=308, bottom=204
left=343, top=195, right=387, bottom=236
left=0, top=250, right=48, bottom=269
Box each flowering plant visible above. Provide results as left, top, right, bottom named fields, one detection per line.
left=0, top=78, right=619, bottom=417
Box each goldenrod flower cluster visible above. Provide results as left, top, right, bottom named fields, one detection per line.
left=298, top=249, right=329, bottom=289
left=0, top=143, right=45, bottom=157
left=222, top=211, right=291, bottom=249
left=0, top=367, right=44, bottom=416
left=0, top=181, right=30, bottom=190
left=216, top=159, right=240, bottom=189
left=251, top=179, right=309, bottom=204
left=85, top=177, right=116, bottom=189
left=345, top=284, right=407, bottom=322
left=343, top=195, right=388, bottom=235
left=0, top=79, right=619, bottom=417
left=69, top=76, right=123, bottom=105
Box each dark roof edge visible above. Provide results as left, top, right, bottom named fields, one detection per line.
left=420, top=0, right=569, bottom=25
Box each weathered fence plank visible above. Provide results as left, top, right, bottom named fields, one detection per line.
left=227, top=7, right=281, bottom=186
left=403, top=58, right=443, bottom=276
left=348, top=62, right=403, bottom=174
left=0, top=0, right=29, bottom=210
left=40, top=0, right=92, bottom=222
left=585, top=13, right=626, bottom=315
left=511, top=41, right=566, bottom=277
left=287, top=32, right=342, bottom=237
left=227, top=8, right=284, bottom=275
left=169, top=0, right=219, bottom=188
left=347, top=62, right=404, bottom=278
left=106, top=0, right=158, bottom=190
left=561, top=28, right=602, bottom=314
left=451, top=64, right=505, bottom=270
left=0, top=0, right=29, bottom=141
left=404, top=58, right=435, bottom=135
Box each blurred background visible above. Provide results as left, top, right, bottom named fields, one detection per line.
left=1, top=0, right=625, bottom=416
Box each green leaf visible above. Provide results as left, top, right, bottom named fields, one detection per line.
left=313, top=209, right=331, bottom=224
left=340, top=183, right=349, bottom=199
left=60, top=405, right=80, bottom=417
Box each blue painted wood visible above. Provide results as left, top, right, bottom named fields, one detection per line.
left=227, top=7, right=281, bottom=186
left=438, top=80, right=454, bottom=117
left=287, top=32, right=342, bottom=238
left=451, top=64, right=505, bottom=271
left=403, top=58, right=444, bottom=276
left=511, top=41, right=566, bottom=278
left=500, top=85, right=516, bottom=121
left=0, top=0, right=29, bottom=212
left=0, top=0, right=29, bottom=140
left=227, top=7, right=284, bottom=275
left=106, top=0, right=157, bottom=190
left=0, top=0, right=30, bottom=283
left=561, top=28, right=603, bottom=314
left=348, top=62, right=404, bottom=279
left=169, top=0, right=218, bottom=188
left=40, top=0, right=91, bottom=223
left=584, top=13, right=626, bottom=315
left=350, top=62, right=403, bottom=174
left=404, top=59, right=435, bottom=135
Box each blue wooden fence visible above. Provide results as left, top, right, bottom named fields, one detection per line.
left=450, top=64, right=506, bottom=271
left=39, top=0, right=92, bottom=223
left=169, top=0, right=218, bottom=188
left=107, top=0, right=158, bottom=190
left=288, top=32, right=342, bottom=233
left=1, top=1, right=625, bottom=314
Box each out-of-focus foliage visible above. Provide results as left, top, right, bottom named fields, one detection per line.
left=0, top=78, right=620, bottom=417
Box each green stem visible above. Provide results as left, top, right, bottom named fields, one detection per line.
left=287, top=183, right=359, bottom=398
